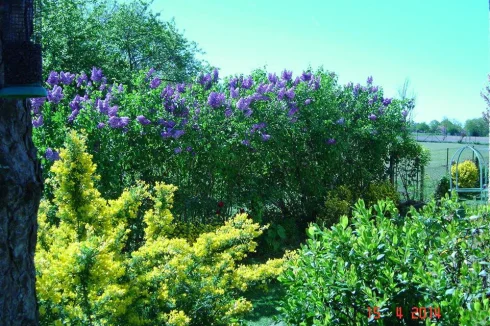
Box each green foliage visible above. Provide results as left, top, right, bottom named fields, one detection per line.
left=464, top=118, right=489, bottom=137
left=451, top=160, right=479, bottom=188
left=317, top=185, right=353, bottom=228
left=363, top=180, right=399, bottom=208
left=41, top=0, right=205, bottom=85
left=278, top=197, right=490, bottom=325
left=36, top=131, right=284, bottom=326
left=435, top=175, right=450, bottom=200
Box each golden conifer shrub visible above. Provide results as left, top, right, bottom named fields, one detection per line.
left=36, top=131, right=284, bottom=325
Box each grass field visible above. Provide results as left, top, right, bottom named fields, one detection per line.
left=418, top=142, right=489, bottom=200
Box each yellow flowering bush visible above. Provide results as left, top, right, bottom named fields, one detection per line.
left=451, top=160, right=479, bottom=188
left=36, top=131, right=284, bottom=325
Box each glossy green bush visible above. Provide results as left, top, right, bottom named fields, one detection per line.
left=278, top=197, right=490, bottom=325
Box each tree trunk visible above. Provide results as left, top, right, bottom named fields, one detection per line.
left=0, top=98, right=42, bottom=325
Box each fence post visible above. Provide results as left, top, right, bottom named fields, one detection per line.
left=420, top=165, right=425, bottom=202
left=446, top=148, right=449, bottom=173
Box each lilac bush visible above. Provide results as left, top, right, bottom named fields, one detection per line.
left=32, top=66, right=414, bottom=226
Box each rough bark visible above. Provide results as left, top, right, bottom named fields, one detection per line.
left=0, top=98, right=42, bottom=325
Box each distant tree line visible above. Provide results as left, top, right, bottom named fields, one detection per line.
left=410, top=117, right=489, bottom=137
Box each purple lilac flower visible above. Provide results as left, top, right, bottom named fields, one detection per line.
left=281, top=70, right=293, bottom=81
left=243, top=108, right=253, bottom=117
left=368, top=98, right=374, bottom=106
left=256, top=83, right=268, bottom=94
left=327, top=138, right=336, bottom=145
left=310, top=77, right=320, bottom=90
left=261, top=133, right=271, bottom=141
left=268, top=73, right=278, bottom=84
left=370, top=86, right=378, bottom=93
left=174, top=147, right=182, bottom=154
left=367, top=76, right=373, bottom=85
left=150, top=77, right=161, bottom=89
left=90, top=67, right=103, bottom=82
left=372, top=95, right=378, bottom=103
left=285, top=88, right=295, bottom=100
left=136, top=115, right=151, bottom=125
left=30, top=97, right=45, bottom=114
left=378, top=107, right=385, bottom=115
left=301, top=71, right=312, bottom=82
left=252, top=94, right=270, bottom=101
left=108, top=116, right=121, bottom=128
left=383, top=98, right=392, bottom=106
left=277, top=88, right=286, bottom=100
left=242, top=76, right=254, bottom=89
left=236, top=97, right=252, bottom=110
left=293, top=77, right=301, bottom=86
left=198, top=73, right=212, bottom=86
left=290, top=117, right=298, bottom=123
left=32, top=115, right=43, bottom=127
left=208, top=92, right=226, bottom=108
left=402, top=109, right=408, bottom=118
left=241, top=139, right=251, bottom=146
left=277, top=80, right=287, bottom=88
left=45, top=148, right=60, bottom=161
left=184, top=146, right=192, bottom=152
left=119, top=117, right=130, bottom=128
left=76, top=72, right=88, bottom=87
left=69, top=95, right=81, bottom=111
left=47, top=85, right=64, bottom=104
left=266, top=83, right=275, bottom=93
left=146, top=68, right=156, bottom=79
left=230, top=87, right=239, bottom=99
left=172, top=129, right=185, bottom=139
left=369, top=113, right=377, bottom=121
left=59, top=71, right=75, bottom=85
left=68, top=109, right=80, bottom=122
left=353, top=83, right=361, bottom=96
left=336, top=117, right=345, bottom=125
left=224, top=107, right=233, bottom=118
left=108, top=105, right=118, bottom=117
left=46, top=71, right=59, bottom=86
left=161, top=85, right=174, bottom=98
left=305, top=99, right=312, bottom=105
left=118, top=84, right=124, bottom=92
left=250, top=122, right=266, bottom=134
left=288, top=105, right=299, bottom=117
left=229, top=77, right=238, bottom=88
left=97, top=122, right=105, bottom=129
left=212, top=68, right=219, bottom=82
left=177, top=83, right=186, bottom=93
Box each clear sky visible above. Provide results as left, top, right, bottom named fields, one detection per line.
left=151, top=0, right=489, bottom=124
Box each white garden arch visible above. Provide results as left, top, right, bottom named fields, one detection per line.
left=449, top=145, right=488, bottom=201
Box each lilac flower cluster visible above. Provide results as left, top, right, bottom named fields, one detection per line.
left=47, top=85, right=64, bottom=104
left=207, top=92, right=226, bottom=108
left=45, top=148, right=60, bottom=161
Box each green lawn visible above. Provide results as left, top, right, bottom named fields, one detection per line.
left=418, top=142, right=489, bottom=200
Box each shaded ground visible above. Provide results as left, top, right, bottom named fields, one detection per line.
left=243, top=281, right=286, bottom=326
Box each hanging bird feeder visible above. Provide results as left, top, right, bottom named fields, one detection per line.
left=0, top=0, right=47, bottom=98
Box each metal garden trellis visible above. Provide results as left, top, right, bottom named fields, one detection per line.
left=449, top=145, right=489, bottom=201
left=0, top=0, right=46, bottom=98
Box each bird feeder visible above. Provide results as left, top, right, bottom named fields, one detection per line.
left=0, top=0, right=47, bottom=98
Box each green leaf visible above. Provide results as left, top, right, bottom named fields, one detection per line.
left=376, top=254, right=385, bottom=261
left=340, top=215, right=348, bottom=230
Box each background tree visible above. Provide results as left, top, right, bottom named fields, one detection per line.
left=464, top=117, right=489, bottom=137
left=41, top=0, right=206, bottom=85
left=429, top=119, right=440, bottom=134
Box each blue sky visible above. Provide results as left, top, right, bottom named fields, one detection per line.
left=151, top=0, right=488, bottom=124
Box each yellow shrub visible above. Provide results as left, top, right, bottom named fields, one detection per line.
left=451, top=160, right=478, bottom=188
left=36, top=131, right=284, bottom=325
